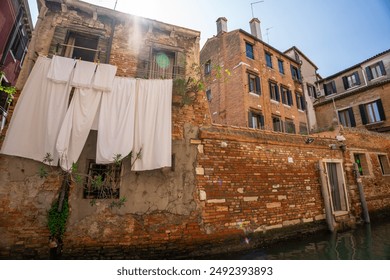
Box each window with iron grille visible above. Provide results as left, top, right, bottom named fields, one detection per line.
left=63, top=31, right=99, bottom=62
left=83, top=161, right=121, bottom=199
left=285, top=118, right=296, bottom=134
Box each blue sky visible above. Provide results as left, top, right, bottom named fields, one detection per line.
left=28, top=0, right=390, bottom=77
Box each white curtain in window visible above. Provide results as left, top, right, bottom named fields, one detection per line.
left=133, top=79, right=172, bottom=171
left=1, top=56, right=72, bottom=164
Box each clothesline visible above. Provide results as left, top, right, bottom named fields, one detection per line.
left=1, top=55, right=172, bottom=172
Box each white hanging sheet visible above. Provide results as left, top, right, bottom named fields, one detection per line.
left=92, top=63, right=117, bottom=92
left=1, top=56, right=72, bottom=165
left=96, top=77, right=136, bottom=164
left=132, top=79, right=172, bottom=171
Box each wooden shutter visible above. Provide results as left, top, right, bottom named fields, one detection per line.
left=288, top=90, right=293, bottom=106
left=323, top=83, right=328, bottom=95
left=255, top=76, right=261, bottom=94
left=248, top=111, right=253, bottom=128
left=275, top=84, right=280, bottom=101
left=355, top=72, right=361, bottom=85
left=331, top=81, right=337, bottom=93
left=366, top=66, right=373, bottom=81
left=248, top=74, right=252, bottom=92
left=359, top=104, right=368, bottom=125
left=259, top=114, right=265, bottom=129
left=342, top=76, right=349, bottom=90
left=281, top=86, right=286, bottom=104
left=348, top=108, right=356, bottom=127
left=379, top=61, right=386, bottom=75
left=376, top=99, right=386, bottom=121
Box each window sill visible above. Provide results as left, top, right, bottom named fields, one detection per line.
left=283, top=104, right=291, bottom=109
left=298, top=109, right=305, bottom=113
left=271, top=99, right=280, bottom=105
left=249, top=92, right=260, bottom=97
left=365, top=120, right=385, bottom=126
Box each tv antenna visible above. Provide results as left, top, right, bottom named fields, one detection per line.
left=114, top=0, right=118, bottom=10
left=266, top=27, right=273, bottom=43
left=251, top=1, right=264, bottom=18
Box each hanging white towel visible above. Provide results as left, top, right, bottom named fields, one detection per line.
left=56, top=87, right=102, bottom=171
left=96, top=77, right=136, bottom=164
left=47, top=55, right=76, bottom=83
left=71, top=60, right=96, bottom=88
left=133, top=79, right=172, bottom=171
left=92, top=63, right=117, bottom=92
left=1, top=56, right=72, bottom=165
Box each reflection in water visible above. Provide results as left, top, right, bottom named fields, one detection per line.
left=223, top=221, right=390, bottom=260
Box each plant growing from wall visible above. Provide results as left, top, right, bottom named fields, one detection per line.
left=172, top=63, right=231, bottom=107
left=0, top=71, right=16, bottom=104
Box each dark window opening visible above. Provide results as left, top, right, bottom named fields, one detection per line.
left=285, top=119, right=296, bottom=134
left=272, top=115, right=283, bottom=132
left=265, top=52, right=273, bottom=68
left=290, top=65, right=302, bottom=82
left=281, top=86, right=293, bottom=106
left=205, top=60, right=211, bottom=75
left=278, top=59, right=284, bottom=74
left=83, top=161, right=121, bottom=199
left=324, top=81, right=337, bottom=96
left=64, top=32, right=99, bottom=62
left=269, top=81, right=280, bottom=101
left=248, top=73, right=261, bottom=95
left=299, top=122, right=308, bottom=135
left=246, top=42, right=254, bottom=59
left=338, top=108, right=356, bottom=127
left=359, top=99, right=386, bottom=125
left=206, top=89, right=212, bottom=101
left=378, top=154, right=390, bottom=175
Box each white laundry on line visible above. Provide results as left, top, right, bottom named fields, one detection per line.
left=132, top=79, right=172, bottom=171
left=1, top=56, right=72, bottom=165
left=96, top=77, right=137, bottom=164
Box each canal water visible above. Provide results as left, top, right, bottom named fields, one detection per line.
left=221, top=219, right=390, bottom=260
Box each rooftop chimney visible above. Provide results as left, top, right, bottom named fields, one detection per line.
left=216, top=17, right=228, bottom=35
left=250, top=18, right=262, bottom=40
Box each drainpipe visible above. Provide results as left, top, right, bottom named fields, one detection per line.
left=353, top=163, right=370, bottom=223
left=318, top=161, right=336, bottom=232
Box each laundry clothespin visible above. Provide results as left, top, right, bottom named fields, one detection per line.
left=94, top=59, right=100, bottom=73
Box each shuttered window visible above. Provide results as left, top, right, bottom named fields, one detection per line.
left=269, top=81, right=280, bottom=101
left=323, top=81, right=337, bottom=96
left=248, top=73, right=261, bottom=95
left=338, top=108, right=356, bottom=127
left=248, top=111, right=265, bottom=129
left=366, top=61, right=386, bottom=81
left=342, top=72, right=361, bottom=89
left=359, top=99, right=386, bottom=125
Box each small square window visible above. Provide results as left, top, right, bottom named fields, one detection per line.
left=378, top=154, right=390, bottom=175
left=84, top=161, right=121, bottom=199
left=246, top=42, right=254, bottom=59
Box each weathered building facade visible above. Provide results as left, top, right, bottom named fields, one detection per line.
left=200, top=18, right=308, bottom=134
left=285, top=46, right=321, bottom=132
left=0, top=0, right=33, bottom=131
left=0, top=0, right=390, bottom=260
left=314, top=49, right=390, bottom=133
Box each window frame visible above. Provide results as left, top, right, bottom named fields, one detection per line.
left=83, top=160, right=122, bottom=199
left=366, top=61, right=386, bottom=81
left=269, top=81, right=280, bottom=102
left=285, top=118, right=296, bottom=134
left=278, top=59, right=284, bottom=74
left=245, top=42, right=254, bottom=59
left=248, top=110, right=265, bottom=129
left=265, top=52, right=273, bottom=68
left=338, top=108, right=356, bottom=127
left=359, top=99, right=386, bottom=125
left=204, top=60, right=211, bottom=76
left=307, top=84, right=316, bottom=98
left=353, top=153, right=370, bottom=176
left=248, top=72, right=261, bottom=95
left=299, top=122, right=308, bottom=135
left=272, top=115, right=283, bottom=132
left=296, top=92, right=306, bottom=111
left=378, top=154, right=390, bottom=176
left=290, top=65, right=302, bottom=82
left=324, top=81, right=337, bottom=96
left=281, top=86, right=293, bottom=106
left=342, top=71, right=361, bottom=90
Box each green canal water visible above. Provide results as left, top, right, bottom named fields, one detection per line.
left=222, top=219, right=390, bottom=260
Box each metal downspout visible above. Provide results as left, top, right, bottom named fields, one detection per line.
left=353, top=163, right=370, bottom=223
